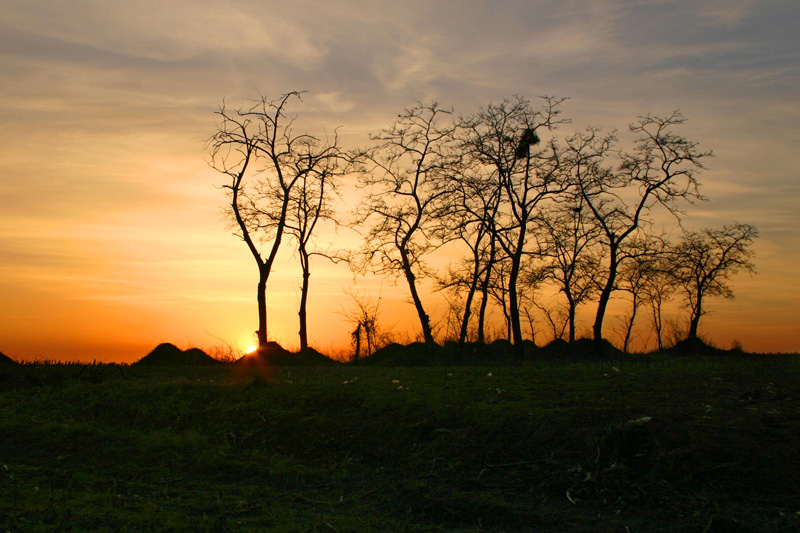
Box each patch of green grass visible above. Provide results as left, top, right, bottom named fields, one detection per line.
left=1, top=355, right=799, bottom=531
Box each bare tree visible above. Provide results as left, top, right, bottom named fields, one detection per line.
left=437, top=167, right=502, bottom=347
left=355, top=102, right=457, bottom=345
left=673, top=223, right=758, bottom=341
left=458, top=96, right=570, bottom=355
left=535, top=199, right=602, bottom=343
left=568, top=112, right=710, bottom=350
left=487, top=258, right=514, bottom=342
left=615, top=235, right=668, bottom=352
left=283, top=130, right=348, bottom=351
left=341, top=288, right=385, bottom=363
left=642, top=256, right=678, bottom=351
left=208, top=91, right=335, bottom=348
left=534, top=300, right=569, bottom=343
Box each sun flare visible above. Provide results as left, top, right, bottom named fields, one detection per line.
left=246, top=345, right=258, bottom=354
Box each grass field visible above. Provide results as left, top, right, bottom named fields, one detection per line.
left=1, top=351, right=799, bottom=531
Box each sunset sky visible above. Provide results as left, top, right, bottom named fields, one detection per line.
left=1, top=0, right=798, bottom=363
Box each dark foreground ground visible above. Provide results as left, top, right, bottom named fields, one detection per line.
left=1, top=351, right=799, bottom=531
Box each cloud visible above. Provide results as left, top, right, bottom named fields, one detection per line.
left=696, top=0, right=761, bottom=28
left=1, top=0, right=327, bottom=66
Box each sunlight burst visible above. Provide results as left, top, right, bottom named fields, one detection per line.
left=247, top=345, right=257, bottom=354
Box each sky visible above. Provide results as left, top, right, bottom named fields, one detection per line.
left=1, top=0, right=798, bottom=363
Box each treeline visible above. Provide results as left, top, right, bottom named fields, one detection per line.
left=208, top=92, right=757, bottom=356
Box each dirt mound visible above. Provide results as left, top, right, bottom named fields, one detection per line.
left=135, top=343, right=222, bottom=366
left=0, top=352, right=17, bottom=365
left=359, top=342, right=444, bottom=366
left=570, top=337, right=622, bottom=358
left=295, top=347, right=338, bottom=365
left=538, top=338, right=572, bottom=358
left=445, top=341, right=530, bottom=364
left=362, top=341, right=530, bottom=366
left=535, top=338, right=623, bottom=359
left=359, top=339, right=637, bottom=366
left=667, top=337, right=732, bottom=356
left=235, top=342, right=337, bottom=367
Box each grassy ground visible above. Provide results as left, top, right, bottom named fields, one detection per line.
left=1, top=353, right=799, bottom=531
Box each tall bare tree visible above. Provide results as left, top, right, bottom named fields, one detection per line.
left=208, top=91, right=340, bottom=348
left=673, top=223, right=758, bottom=341
left=614, top=235, right=669, bottom=352
left=642, top=255, right=679, bottom=351
left=535, top=199, right=602, bottom=343
left=458, top=96, right=570, bottom=355
left=283, top=130, right=348, bottom=351
left=355, top=102, right=457, bottom=345
left=569, top=112, right=710, bottom=350
left=436, top=164, right=502, bottom=347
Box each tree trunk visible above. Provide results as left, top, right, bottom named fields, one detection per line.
left=566, top=292, right=577, bottom=343
left=476, top=240, right=496, bottom=344
left=353, top=324, right=361, bottom=364
left=256, top=269, right=268, bottom=347
left=401, top=251, right=435, bottom=345
left=507, top=252, right=524, bottom=356
left=651, top=298, right=664, bottom=351
left=298, top=249, right=310, bottom=351
left=458, top=255, right=482, bottom=348
left=593, top=243, right=618, bottom=353
left=506, top=204, right=528, bottom=357
left=622, top=293, right=639, bottom=353
left=459, top=281, right=476, bottom=348
left=687, top=292, right=702, bottom=340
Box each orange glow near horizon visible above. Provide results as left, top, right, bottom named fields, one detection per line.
left=0, top=145, right=797, bottom=362
left=0, top=153, right=798, bottom=362
left=1, top=255, right=797, bottom=364
left=1, top=2, right=798, bottom=362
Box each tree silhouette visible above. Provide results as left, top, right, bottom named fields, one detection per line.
left=355, top=103, right=457, bottom=345
left=283, top=129, right=348, bottom=351
left=208, top=92, right=342, bottom=348
left=673, top=223, right=758, bottom=341
left=341, top=288, right=384, bottom=362
left=458, top=96, right=569, bottom=355
left=568, top=113, right=710, bottom=352
left=535, top=200, right=602, bottom=343
left=643, top=266, right=677, bottom=351
left=614, top=235, right=669, bottom=352
left=436, top=150, right=502, bottom=347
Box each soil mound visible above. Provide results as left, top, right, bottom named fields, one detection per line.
left=539, top=338, right=572, bottom=358
left=451, top=340, right=533, bottom=363
left=0, top=352, right=17, bottom=365
left=360, top=342, right=444, bottom=366
left=667, top=337, right=731, bottom=356
left=570, top=338, right=622, bottom=359
left=235, top=342, right=337, bottom=367
left=135, top=343, right=221, bottom=366
left=362, top=341, right=544, bottom=366
left=535, top=338, right=623, bottom=359
left=488, top=339, right=514, bottom=357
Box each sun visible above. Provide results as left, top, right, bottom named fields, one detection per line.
left=246, top=345, right=258, bottom=354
